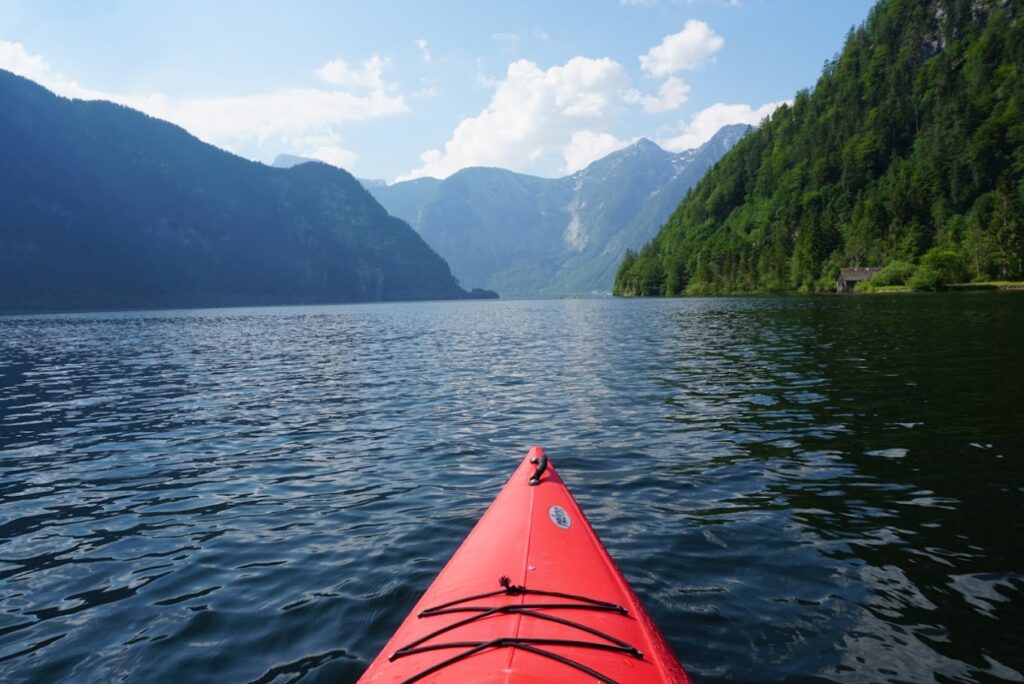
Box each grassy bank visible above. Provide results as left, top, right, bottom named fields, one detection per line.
left=857, top=281, right=1024, bottom=294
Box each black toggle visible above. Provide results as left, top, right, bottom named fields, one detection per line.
left=529, top=454, right=548, bottom=485
left=499, top=575, right=525, bottom=595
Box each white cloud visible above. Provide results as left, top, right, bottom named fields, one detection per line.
left=125, top=88, right=406, bottom=149
left=640, top=20, right=724, bottom=76
left=0, top=40, right=49, bottom=80
left=311, top=146, right=359, bottom=168
left=561, top=131, right=636, bottom=174
left=415, top=39, right=432, bottom=63
left=0, top=40, right=106, bottom=100
left=0, top=41, right=407, bottom=171
left=397, top=56, right=630, bottom=182
left=493, top=32, right=520, bottom=43
left=625, top=76, right=690, bottom=113
left=314, top=54, right=390, bottom=89
left=288, top=133, right=359, bottom=168
left=659, top=100, right=787, bottom=151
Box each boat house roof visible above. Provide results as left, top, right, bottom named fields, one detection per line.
left=838, top=267, right=881, bottom=281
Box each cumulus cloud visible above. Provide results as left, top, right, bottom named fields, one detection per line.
left=0, top=40, right=50, bottom=81
left=659, top=100, right=787, bottom=151
left=625, top=75, right=690, bottom=113
left=561, top=131, right=636, bottom=174
left=640, top=20, right=724, bottom=76
left=397, top=56, right=630, bottom=181
left=0, top=40, right=106, bottom=99
left=0, top=41, right=407, bottom=171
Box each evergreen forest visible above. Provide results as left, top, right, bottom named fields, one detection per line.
left=615, top=0, right=1024, bottom=295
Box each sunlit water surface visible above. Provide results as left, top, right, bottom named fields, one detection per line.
left=1, top=295, right=1022, bottom=683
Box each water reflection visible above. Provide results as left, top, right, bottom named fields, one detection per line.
left=635, top=296, right=1024, bottom=682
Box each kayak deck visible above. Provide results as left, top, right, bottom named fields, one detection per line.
left=358, top=447, right=690, bottom=683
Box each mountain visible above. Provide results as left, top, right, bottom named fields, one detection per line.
left=272, top=155, right=388, bottom=191
left=368, top=126, right=748, bottom=297
left=0, top=70, right=491, bottom=313
left=555, top=127, right=749, bottom=296
left=615, top=0, right=1024, bottom=296
left=370, top=177, right=442, bottom=228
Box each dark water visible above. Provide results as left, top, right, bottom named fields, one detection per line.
left=1, top=295, right=1022, bottom=683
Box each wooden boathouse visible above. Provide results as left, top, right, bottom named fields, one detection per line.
left=836, top=267, right=882, bottom=293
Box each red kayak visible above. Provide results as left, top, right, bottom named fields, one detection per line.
left=358, top=447, right=691, bottom=683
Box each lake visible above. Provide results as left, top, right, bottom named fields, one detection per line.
left=1, top=294, right=1022, bottom=683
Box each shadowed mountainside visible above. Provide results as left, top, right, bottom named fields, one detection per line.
left=0, top=70, right=492, bottom=313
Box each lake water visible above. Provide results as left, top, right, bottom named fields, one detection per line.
left=1, top=295, right=1022, bottom=683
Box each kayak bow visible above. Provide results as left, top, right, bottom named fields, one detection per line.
left=357, top=447, right=691, bottom=683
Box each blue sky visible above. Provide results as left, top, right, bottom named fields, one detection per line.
left=0, top=0, right=875, bottom=182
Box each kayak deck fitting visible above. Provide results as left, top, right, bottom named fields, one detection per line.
left=357, top=447, right=691, bottom=683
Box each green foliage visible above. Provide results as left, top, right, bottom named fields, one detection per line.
left=871, top=260, right=917, bottom=286
left=910, top=247, right=968, bottom=290
left=613, top=244, right=667, bottom=296
left=615, top=0, right=1024, bottom=296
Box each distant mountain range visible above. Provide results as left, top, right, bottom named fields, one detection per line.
left=365, top=126, right=749, bottom=296
left=0, top=69, right=492, bottom=313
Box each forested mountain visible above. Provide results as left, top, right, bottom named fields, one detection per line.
left=272, top=154, right=389, bottom=192
left=0, top=70, right=488, bottom=313
left=369, top=126, right=748, bottom=297
left=615, top=0, right=1023, bottom=295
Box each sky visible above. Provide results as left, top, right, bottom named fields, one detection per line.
left=0, top=0, right=876, bottom=183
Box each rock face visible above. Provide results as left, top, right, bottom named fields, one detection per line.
left=0, top=69, right=483, bottom=313
left=368, top=125, right=749, bottom=296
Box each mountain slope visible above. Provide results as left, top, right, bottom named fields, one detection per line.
left=553, top=127, right=749, bottom=296
left=0, top=70, right=484, bottom=312
left=370, top=177, right=442, bottom=229
left=615, top=0, right=1023, bottom=296
left=368, top=126, right=748, bottom=296
left=272, top=154, right=390, bottom=193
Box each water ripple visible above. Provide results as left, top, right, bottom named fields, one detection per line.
left=1, top=295, right=1022, bottom=682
